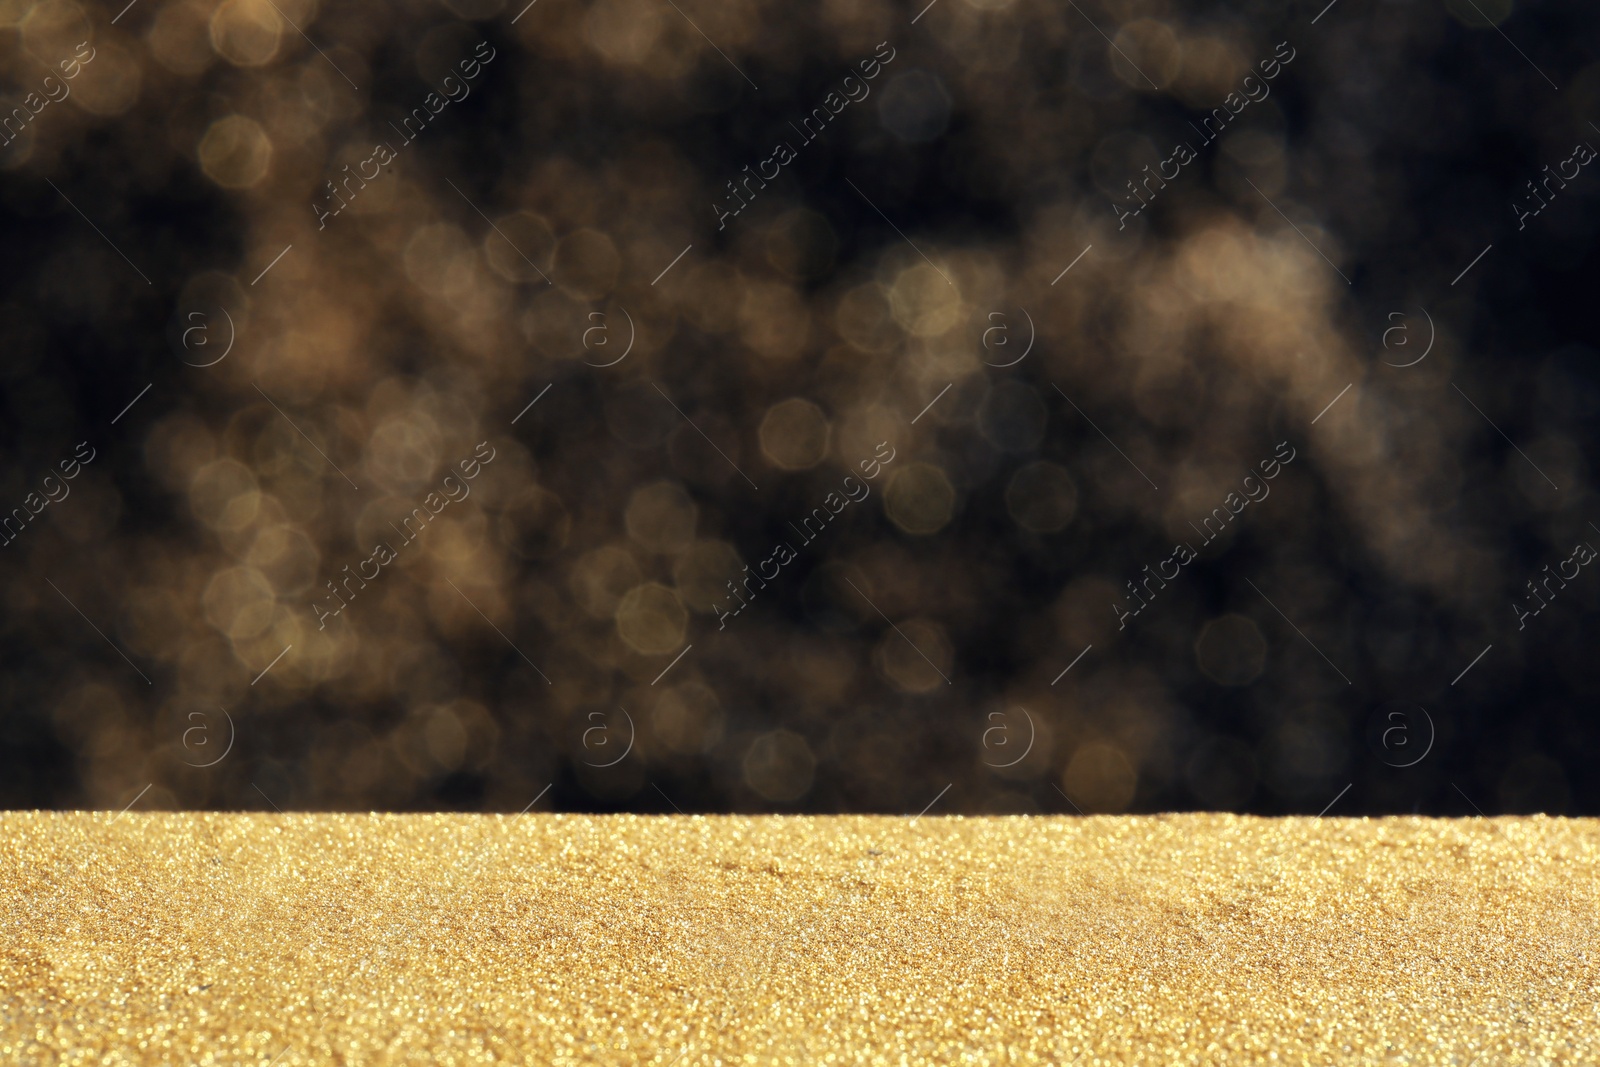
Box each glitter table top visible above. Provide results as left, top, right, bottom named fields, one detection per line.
left=3, top=813, right=1596, bottom=1065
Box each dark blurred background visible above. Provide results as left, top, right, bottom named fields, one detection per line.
left=1, top=0, right=1597, bottom=816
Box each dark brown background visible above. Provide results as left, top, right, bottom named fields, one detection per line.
left=1, top=0, right=1597, bottom=816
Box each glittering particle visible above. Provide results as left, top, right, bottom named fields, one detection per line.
left=4, top=813, right=1597, bottom=1064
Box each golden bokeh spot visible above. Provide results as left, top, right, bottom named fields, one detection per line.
left=1220, top=130, right=1287, bottom=197
left=834, top=284, right=900, bottom=353
left=1171, top=36, right=1246, bottom=108
left=189, top=458, right=261, bottom=532
left=232, top=606, right=305, bottom=681
left=835, top=403, right=901, bottom=465
left=981, top=702, right=1056, bottom=780
left=68, top=40, right=143, bottom=117
left=625, top=480, right=697, bottom=555
left=0, top=0, right=33, bottom=29
left=148, top=0, right=217, bottom=77
left=209, top=0, right=283, bottom=67
left=523, top=286, right=590, bottom=360
left=552, top=227, right=621, bottom=300
left=1052, top=575, right=1123, bottom=650
left=0, top=93, right=38, bottom=169
left=585, top=0, right=664, bottom=66
left=615, top=582, right=687, bottom=655
left=1110, top=20, right=1182, bottom=89
left=403, top=224, right=480, bottom=299
left=739, top=280, right=811, bottom=360
left=354, top=496, right=426, bottom=571
left=874, top=617, right=951, bottom=693
left=439, top=0, right=504, bottom=18
left=651, top=681, right=724, bottom=755
left=484, top=210, right=556, bottom=284
left=569, top=545, right=642, bottom=619
left=427, top=513, right=491, bottom=567
left=363, top=410, right=442, bottom=491
left=213, top=482, right=283, bottom=548
left=1005, top=461, right=1077, bottom=533
left=390, top=699, right=498, bottom=777
left=202, top=565, right=276, bottom=640
left=422, top=705, right=468, bottom=772
left=20, top=0, right=90, bottom=64
left=197, top=115, right=272, bottom=189
left=1567, top=63, right=1600, bottom=125
left=682, top=262, right=742, bottom=335
left=1195, top=614, right=1268, bottom=687
left=1063, top=742, right=1137, bottom=813
left=884, top=462, right=955, bottom=536
left=244, top=524, right=320, bottom=595
left=1444, top=0, right=1513, bottom=27
left=499, top=486, right=571, bottom=560
left=292, top=612, right=358, bottom=682
left=764, top=208, right=836, bottom=281
left=672, top=540, right=743, bottom=613
left=742, top=729, right=815, bottom=803
left=888, top=262, right=962, bottom=338
left=758, top=398, right=831, bottom=471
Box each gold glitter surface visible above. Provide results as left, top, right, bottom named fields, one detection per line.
left=3, top=813, right=1598, bottom=1065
